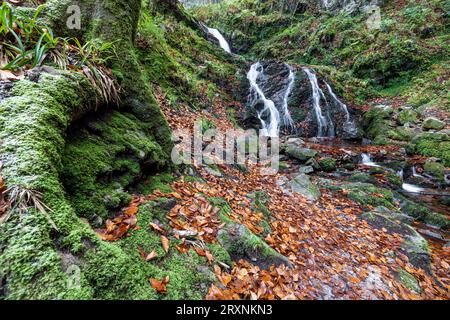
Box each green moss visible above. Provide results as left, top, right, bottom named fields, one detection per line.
left=319, top=157, right=337, bottom=172
left=409, top=133, right=450, bottom=166
left=423, top=161, right=445, bottom=181
left=343, top=183, right=397, bottom=210
left=363, top=107, right=392, bottom=143
left=395, top=269, right=421, bottom=294
left=62, top=111, right=167, bottom=222
left=387, top=127, right=415, bottom=142
left=136, top=173, right=175, bottom=195
left=387, top=173, right=403, bottom=188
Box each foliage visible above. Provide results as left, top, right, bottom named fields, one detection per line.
left=0, top=2, right=119, bottom=104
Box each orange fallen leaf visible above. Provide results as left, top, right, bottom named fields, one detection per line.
left=149, top=277, right=168, bottom=294
left=161, top=235, right=170, bottom=253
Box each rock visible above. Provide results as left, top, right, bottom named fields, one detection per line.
left=348, top=172, right=376, bottom=184
left=399, top=197, right=450, bottom=229
left=417, top=229, right=445, bottom=241
left=361, top=212, right=432, bottom=273
left=217, top=222, right=292, bottom=269
left=299, top=165, right=315, bottom=174
left=373, top=207, right=414, bottom=225
left=397, top=109, right=418, bottom=125
left=285, top=146, right=317, bottom=161
left=422, top=117, right=445, bottom=131
left=319, top=0, right=385, bottom=14
left=278, top=174, right=321, bottom=201
left=286, top=137, right=305, bottom=146
left=319, top=157, right=337, bottom=172
left=424, top=160, right=445, bottom=181
left=408, top=132, right=450, bottom=167
left=395, top=269, right=421, bottom=294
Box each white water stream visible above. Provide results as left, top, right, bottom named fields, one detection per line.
left=247, top=62, right=280, bottom=137
left=207, top=27, right=231, bottom=53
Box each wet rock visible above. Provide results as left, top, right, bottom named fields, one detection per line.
left=422, top=117, right=445, bottom=131
left=299, top=165, right=315, bottom=174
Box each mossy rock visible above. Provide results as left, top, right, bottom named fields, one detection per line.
left=217, top=222, right=291, bottom=270
left=395, top=269, right=421, bottom=294
left=319, top=157, right=337, bottom=172
left=409, top=132, right=450, bottom=166
left=397, top=109, right=418, bottom=125
left=386, top=173, right=403, bottom=187
left=285, top=146, right=317, bottom=162
left=286, top=174, right=321, bottom=201
left=361, top=212, right=431, bottom=273
left=423, top=161, right=445, bottom=181
left=398, top=196, right=449, bottom=230
left=422, top=117, right=445, bottom=131
left=332, top=182, right=397, bottom=210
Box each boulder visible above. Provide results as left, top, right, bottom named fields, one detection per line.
left=285, top=146, right=317, bottom=161
left=319, top=157, right=338, bottom=172
left=361, top=212, right=432, bottom=273
left=319, top=0, right=385, bottom=14
left=217, top=222, right=292, bottom=269
left=277, top=174, right=321, bottom=201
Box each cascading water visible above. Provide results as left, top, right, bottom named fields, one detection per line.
left=361, top=153, right=380, bottom=167
left=325, top=83, right=358, bottom=137
left=206, top=27, right=231, bottom=53
left=302, top=68, right=334, bottom=138
left=402, top=183, right=425, bottom=194
left=247, top=62, right=280, bottom=137
left=281, top=64, right=296, bottom=132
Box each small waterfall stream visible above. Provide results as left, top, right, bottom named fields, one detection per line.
left=325, top=83, right=358, bottom=137
left=302, top=68, right=333, bottom=138
left=206, top=27, right=231, bottom=53
left=281, top=64, right=296, bottom=131
left=361, top=153, right=380, bottom=167
left=247, top=62, right=280, bottom=137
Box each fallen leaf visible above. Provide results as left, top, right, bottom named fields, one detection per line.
left=161, top=235, right=170, bottom=253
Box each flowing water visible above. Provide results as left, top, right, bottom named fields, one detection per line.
left=302, top=68, right=334, bottom=138
left=325, top=82, right=358, bottom=137
left=247, top=62, right=280, bottom=137
left=361, top=153, right=380, bottom=167
left=207, top=27, right=231, bottom=53
left=281, top=64, right=296, bottom=132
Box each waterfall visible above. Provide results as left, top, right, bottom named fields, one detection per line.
left=402, top=183, right=425, bottom=194
left=325, top=82, right=358, bottom=137
left=206, top=27, right=231, bottom=53
left=247, top=63, right=280, bottom=137
left=281, top=64, right=296, bottom=132
left=361, top=153, right=380, bottom=167
left=302, top=68, right=334, bottom=138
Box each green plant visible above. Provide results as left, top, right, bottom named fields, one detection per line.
left=0, top=2, right=119, bottom=104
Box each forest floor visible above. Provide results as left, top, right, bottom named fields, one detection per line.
left=109, top=88, right=450, bottom=300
